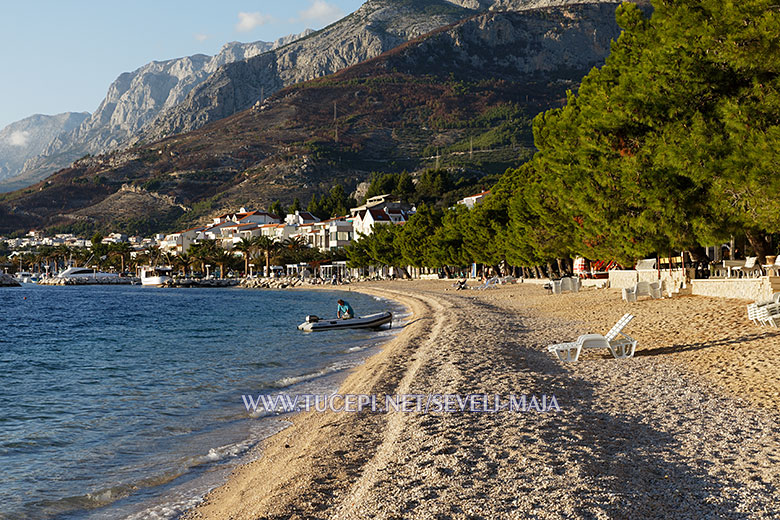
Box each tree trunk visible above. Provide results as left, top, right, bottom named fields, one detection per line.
left=745, top=229, right=771, bottom=265
left=397, top=266, right=411, bottom=279
left=547, top=261, right=556, bottom=279
left=556, top=258, right=565, bottom=276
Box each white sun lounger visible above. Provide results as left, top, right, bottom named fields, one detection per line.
left=547, top=313, right=637, bottom=362
left=746, top=293, right=780, bottom=325
left=622, top=281, right=662, bottom=302
left=733, top=256, right=763, bottom=278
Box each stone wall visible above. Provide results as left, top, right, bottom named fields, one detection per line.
left=690, top=278, right=772, bottom=302
left=610, top=269, right=689, bottom=295
left=608, top=270, right=639, bottom=289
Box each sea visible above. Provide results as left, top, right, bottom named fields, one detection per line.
left=0, top=284, right=405, bottom=519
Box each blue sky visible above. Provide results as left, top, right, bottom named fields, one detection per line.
left=0, top=1, right=364, bottom=129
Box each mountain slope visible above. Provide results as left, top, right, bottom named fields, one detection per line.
left=8, top=31, right=312, bottom=191
left=139, top=0, right=642, bottom=143
left=136, top=0, right=482, bottom=143
left=0, top=2, right=641, bottom=236
left=0, top=113, right=88, bottom=185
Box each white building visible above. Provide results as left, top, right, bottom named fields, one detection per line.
left=160, top=226, right=204, bottom=255
left=213, top=208, right=280, bottom=226
left=457, top=190, right=491, bottom=209
left=285, top=210, right=319, bottom=227
left=352, top=208, right=393, bottom=237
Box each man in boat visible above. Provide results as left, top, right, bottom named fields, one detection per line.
left=337, top=299, right=354, bottom=319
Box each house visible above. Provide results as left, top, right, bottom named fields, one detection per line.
left=457, top=190, right=491, bottom=209
left=218, top=222, right=264, bottom=249
left=318, top=217, right=354, bottom=251
left=101, top=233, right=128, bottom=244
left=260, top=223, right=296, bottom=241
left=213, top=207, right=280, bottom=226
left=353, top=208, right=394, bottom=237
left=350, top=194, right=410, bottom=216
left=160, top=226, right=204, bottom=255
left=285, top=210, right=319, bottom=227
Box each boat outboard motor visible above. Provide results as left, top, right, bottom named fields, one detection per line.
left=305, top=315, right=320, bottom=323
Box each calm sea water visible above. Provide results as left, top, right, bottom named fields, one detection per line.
left=0, top=284, right=403, bottom=519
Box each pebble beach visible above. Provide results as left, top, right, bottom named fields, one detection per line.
left=184, top=280, right=780, bottom=519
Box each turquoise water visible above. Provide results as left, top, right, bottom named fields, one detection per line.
left=0, top=285, right=402, bottom=519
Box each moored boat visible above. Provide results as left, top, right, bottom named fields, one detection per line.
left=298, top=311, right=392, bottom=332
left=140, top=266, right=173, bottom=287
left=57, top=267, right=119, bottom=279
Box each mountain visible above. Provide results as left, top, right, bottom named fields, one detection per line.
left=0, top=1, right=645, bottom=236
left=136, top=0, right=485, bottom=143
left=139, top=0, right=641, bottom=143
left=0, top=113, right=88, bottom=185
left=6, top=31, right=313, bottom=192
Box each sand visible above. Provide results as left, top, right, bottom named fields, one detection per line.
left=184, top=281, right=780, bottom=519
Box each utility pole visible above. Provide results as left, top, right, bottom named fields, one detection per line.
left=260, top=86, right=264, bottom=103
left=470, top=136, right=473, bottom=159
left=435, top=148, right=440, bottom=170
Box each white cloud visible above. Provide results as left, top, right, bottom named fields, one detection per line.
left=235, top=12, right=274, bottom=32
left=297, top=1, right=344, bottom=26
left=194, top=33, right=209, bottom=42
left=8, top=130, right=30, bottom=147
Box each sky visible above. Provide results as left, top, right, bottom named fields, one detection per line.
left=0, top=0, right=365, bottom=130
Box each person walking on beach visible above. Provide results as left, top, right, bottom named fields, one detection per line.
left=337, top=299, right=354, bottom=319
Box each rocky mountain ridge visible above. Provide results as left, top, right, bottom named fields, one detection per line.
left=0, top=1, right=640, bottom=236
left=139, top=0, right=647, bottom=142
left=2, top=30, right=313, bottom=192
left=0, top=112, right=88, bottom=185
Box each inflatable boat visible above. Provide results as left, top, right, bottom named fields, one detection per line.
left=297, top=311, right=392, bottom=332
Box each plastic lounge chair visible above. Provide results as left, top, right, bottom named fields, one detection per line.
left=547, top=313, right=637, bottom=362
left=622, top=281, right=662, bottom=302
left=755, top=302, right=780, bottom=327
left=552, top=277, right=580, bottom=295
left=474, top=277, right=499, bottom=290
left=733, top=256, right=763, bottom=278
left=765, top=257, right=780, bottom=276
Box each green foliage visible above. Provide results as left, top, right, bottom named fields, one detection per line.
left=307, top=184, right=356, bottom=219
left=346, top=224, right=404, bottom=269
left=481, top=0, right=780, bottom=266
left=395, top=204, right=443, bottom=267
left=269, top=200, right=286, bottom=219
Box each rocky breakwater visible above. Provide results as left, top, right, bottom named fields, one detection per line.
left=0, top=274, right=21, bottom=287
left=38, top=276, right=138, bottom=285
left=163, top=278, right=240, bottom=288
left=239, top=277, right=352, bottom=289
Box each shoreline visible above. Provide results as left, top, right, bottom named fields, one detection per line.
left=184, top=280, right=780, bottom=519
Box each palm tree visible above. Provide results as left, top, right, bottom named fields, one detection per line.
left=212, top=249, right=235, bottom=279
left=174, top=253, right=193, bottom=277
left=54, top=244, right=71, bottom=271
left=234, top=237, right=257, bottom=277
left=189, top=240, right=220, bottom=276
left=109, top=242, right=133, bottom=273
left=255, top=236, right=278, bottom=277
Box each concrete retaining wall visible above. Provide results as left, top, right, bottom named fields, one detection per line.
left=608, top=270, right=639, bottom=289
left=690, top=278, right=772, bottom=301
left=610, top=269, right=689, bottom=295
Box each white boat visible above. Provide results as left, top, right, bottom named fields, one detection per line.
left=140, top=266, right=173, bottom=287
left=298, top=311, right=392, bottom=332
left=57, top=267, right=119, bottom=279
left=14, top=271, right=39, bottom=284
